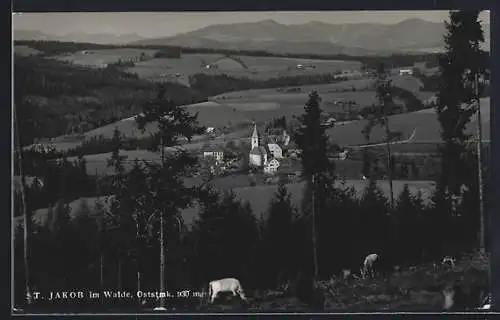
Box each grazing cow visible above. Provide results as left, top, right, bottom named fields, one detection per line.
left=208, top=278, right=247, bottom=304
left=362, top=253, right=379, bottom=279
left=442, top=256, right=456, bottom=268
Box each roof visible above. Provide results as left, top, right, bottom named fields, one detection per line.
left=251, top=124, right=259, bottom=139
left=202, top=143, right=224, bottom=153
left=250, top=146, right=267, bottom=156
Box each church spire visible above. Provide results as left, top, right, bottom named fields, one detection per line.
left=251, top=122, right=259, bottom=149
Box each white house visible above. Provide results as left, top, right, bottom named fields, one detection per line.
left=264, top=158, right=280, bottom=174
left=203, top=151, right=224, bottom=162
left=267, top=143, right=283, bottom=159
left=399, top=69, right=413, bottom=76
left=202, top=144, right=224, bottom=162
left=206, top=127, right=215, bottom=134
left=338, top=150, right=349, bottom=160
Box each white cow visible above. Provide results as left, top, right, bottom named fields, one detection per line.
left=208, top=278, right=247, bottom=304
left=362, top=253, right=379, bottom=279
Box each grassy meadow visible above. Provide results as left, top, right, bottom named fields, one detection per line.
left=52, top=48, right=160, bottom=66
left=14, top=45, right=42, bottom=57
left=126, top=53, right=363, bottom=82
left=45, top=74, right=438, bottom=153
left=326, top=97, right=490, bottom=146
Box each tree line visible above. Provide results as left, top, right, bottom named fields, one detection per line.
left=14, top=56, right=205, bottom=145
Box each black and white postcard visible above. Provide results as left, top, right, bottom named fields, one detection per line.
left=12, top=10, right=493, bottom=314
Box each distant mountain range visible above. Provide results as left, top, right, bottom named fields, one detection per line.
left=15, top=18, right=490, bottom=56
left=14, top=30, right=147, bottom=45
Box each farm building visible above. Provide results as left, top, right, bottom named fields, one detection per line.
left=206, top=127, right=215, bottom=134
left=202, top=143, right=224, bottom=162
left=264, top=158, right=280, bottom=175
left=399, top=69, right=414, bottom=76
left=267, top=143, right=283, bottom=159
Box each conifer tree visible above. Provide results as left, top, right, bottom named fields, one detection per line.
left=436, top=10, right=487, bottom=251
left=436, top=11, right=486, bottom=195
left=193, top=190, right=259, bottom=289
left=293, top=91, right=336, bottom=216
left=263, top=181, right=296, bottom=288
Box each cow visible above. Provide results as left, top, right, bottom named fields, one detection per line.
left=442, top=256, right=456, bottom=268
left=208, top=278, right=247, bottom=304
left=361, top=253, right=379, bottom=279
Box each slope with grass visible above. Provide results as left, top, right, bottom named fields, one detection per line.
left=327, top=97, right=491, bottom=147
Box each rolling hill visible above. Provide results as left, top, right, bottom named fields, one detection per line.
left=327, top=97, right=491, bottom=147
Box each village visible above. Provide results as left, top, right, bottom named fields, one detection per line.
left=198, top=123, right=304, bottom=185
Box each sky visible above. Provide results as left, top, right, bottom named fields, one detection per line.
left=12, top=11, right=491, bottom=38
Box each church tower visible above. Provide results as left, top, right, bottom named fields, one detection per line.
left=251, top=123, right=259, bottom=149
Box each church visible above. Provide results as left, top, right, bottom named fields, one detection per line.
left=248, top=123, right=281, bottom=174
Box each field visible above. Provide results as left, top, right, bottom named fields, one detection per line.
left=51, top=50, right=363, bottom=83
left=52, top=48, right=160, bottom=67
left=19, top=179, right=436, bottom=229
left=42, top=73, right=435, bottom=153
left=326, top=97, right=491, bottom=146
left=214, top=75, right=428, bottom=99
left=38, top=93, right=489, bottom=161
left=14, top=45, right=41, bottom=56
left=83, top=101, right=254, bottom=140
left=126, top=53, right=363, bottom=83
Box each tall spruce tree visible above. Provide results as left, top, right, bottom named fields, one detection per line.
left=262, top=181, right=296, bottom=288
left=436, top=10, right=487, bottom=252
left=292, top=91, right=337, bottom=280
left=293, top=91, right=336, bottom=215
left=436, top=11, right=486, bottom=195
